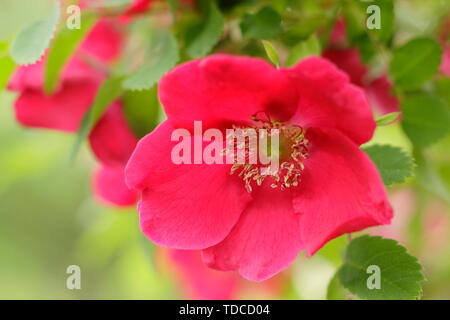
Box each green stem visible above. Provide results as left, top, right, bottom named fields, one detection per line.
left=408, top=149, right=429, bottom=255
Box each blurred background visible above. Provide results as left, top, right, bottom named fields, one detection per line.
left=0, top=0, right=450, bottom=299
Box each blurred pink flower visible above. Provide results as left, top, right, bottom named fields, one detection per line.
left=8, top=19, right=123, bottom=132
left=423, top=203, right=450, bottom=257
left=124, top=0, right=156, bottom=16
left=370, top=188, right=416, bottom=245
left=371, top=189, right=450, bottom=261
left=162, top=249, right=286, bottom=299
left=439, top=17, right=450, bottom=76
left=90, top=103, right=138, bottom=207
left=79, top=0, right=154, bottom=16
left=125, top=54, right=393, bottom=281
left=440, top=46, right=450, bottom=76
left=8, top=19, right=138, bottom=206
left=89, top=101, right=138, bottom=168
left=165, top=249, right=239, bottom=299
left=328, top=18, right=346, bottom=45
left=323, top=20, right=399, bottom=115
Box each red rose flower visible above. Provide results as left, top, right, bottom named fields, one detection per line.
left=125, top=54, right=393, bottom=281
left=90, top=102, right=139, bottom=207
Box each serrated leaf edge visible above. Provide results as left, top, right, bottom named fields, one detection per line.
left=10, top=2, right=61, bottom=66
left=363, top=144, right=416, bottom=186
left=339, top=235, right=425, bottom=300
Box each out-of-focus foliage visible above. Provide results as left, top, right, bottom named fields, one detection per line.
left=401, top=94, right=450, bottom=149
left=123, top=29, right=179, bottom=90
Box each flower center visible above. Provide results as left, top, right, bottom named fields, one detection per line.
left=225, top=113, right=309, bottom=192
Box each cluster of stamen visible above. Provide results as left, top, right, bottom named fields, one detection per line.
left=224, top=113, right=309, bottom=192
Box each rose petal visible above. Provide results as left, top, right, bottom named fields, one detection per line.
left=80, top=19, right=123, bottom=63
left=440, top=45, right=450, bottom=77
left=126, top=120, right=252, bottom=249
left=365, top=76, right=400, bottom=115
left=293, top=127, right=393, bottom=256
left=329, top=18, right=347, bottom=46
left=159, top=54, right=298, bottom=130
left=322, top=48, right=367, bottom=86
left=203, top=183, right=303, bottom=282
left=93, top=166, right=138, bottom=207
left=285, top=57, right=376, bottom=145
left=8, top=61, right=45, bottom=91
left=13, top=81, right=99, bottom=132
left=89, top=101, right=138, bottom=168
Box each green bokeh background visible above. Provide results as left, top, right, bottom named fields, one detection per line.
left=1, top=0, right=450, bottom=300
left=0, top=91, right=176, bottom=299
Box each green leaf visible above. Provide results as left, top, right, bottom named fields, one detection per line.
left=375, top=112, right=401, bottom=126
left=401, top=93, right=450, bottom=148
left=240, top=6, right=282, bottom=40
left=10, top=2, right=60, bottom=65
left=367, top=0, right=394, bottom=43
left=281, top=0, right=327, bottom=46
left=435, top=77, right=450, bottom=108
left=342, top=1, right=367, bottom=42
left=338, top=235, right=424, bottom=300
left=123, top=29, right=179, bottom=91
left=44, top=14, right=98, bottom=94
left=71, top=77, right=124, bottom=161
left=327, top=272, right=349, bottom=300
left=390, top=38, right=442, bottom=90
left=341, top=0, right=393, bottom=61
left=0, top=55, right=15, bottom=91
left=122, top=87, right=161, bottom=138
left=363, top=144, right=414, bottom=186
left=186, top=0, right=223, bottom=58
left=286, top=34, right=321, bottom=67
left=0, top=43, right=16, bottom=90
left=261, top=40, right=279, bottom=67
